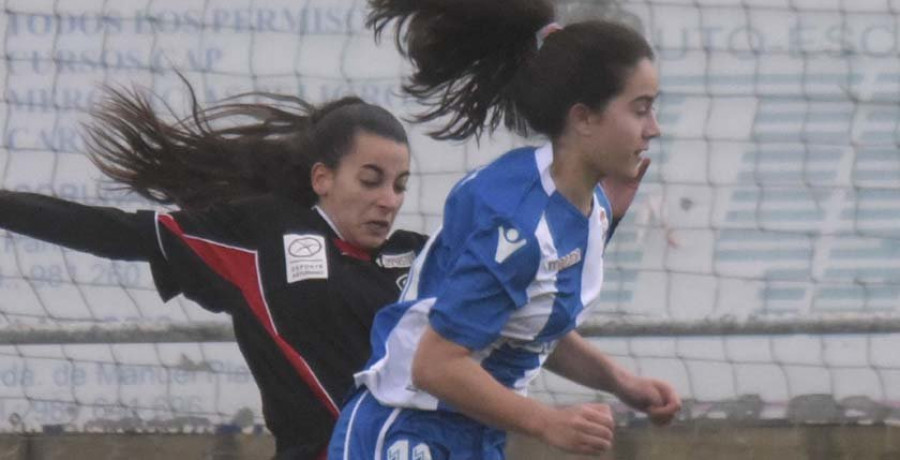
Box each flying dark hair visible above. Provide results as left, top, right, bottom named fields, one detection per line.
left=368, top=0, right=653, bottom=140
left=83, top=81, right=408, bottom=210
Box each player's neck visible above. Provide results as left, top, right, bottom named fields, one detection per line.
left=550, top=141, right=598, bottom=217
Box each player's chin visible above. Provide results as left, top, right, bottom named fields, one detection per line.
left=614, top=161, right=642, bottom=180
left=628, top=153, right=646, bottom=176
left=358, top=230, right=389, bottom=250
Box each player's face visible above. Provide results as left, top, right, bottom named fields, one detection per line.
left=313, top=131, right=410, bottom=250
left=587, top=58, right=660, bottom=180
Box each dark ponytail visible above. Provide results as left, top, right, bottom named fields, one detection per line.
left=83, top=81, right=407, bottom=210
left=368, top=0, right=653, bottom=140
left=368, top=0, right=554, bottom=140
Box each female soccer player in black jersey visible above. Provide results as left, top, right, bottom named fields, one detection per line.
left=0, top=85, right=425, bottom=459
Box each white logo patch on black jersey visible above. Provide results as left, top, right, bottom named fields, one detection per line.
left=495, top=226, right=526, bottom=264
left=378, top=251, right=416, bottom=269
left=283, top=234, right=328, bottom=283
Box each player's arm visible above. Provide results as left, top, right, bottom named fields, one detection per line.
left=0, top=190, right=158, bottom=260
left=544, top=330, right=681, bottom=425
left=415, top=219, right=614, bottom=454
left=412, top=325, right=615, bottom=455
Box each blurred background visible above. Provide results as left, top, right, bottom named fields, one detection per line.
left=0, top=0, right=899, bottom=457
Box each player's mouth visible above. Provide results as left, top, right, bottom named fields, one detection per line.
left=364, top=220, right=391, bottom=234
left=635, top=148, right=650, bottom=161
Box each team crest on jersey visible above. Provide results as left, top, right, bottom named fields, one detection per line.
left=378, top=251, right=416, bottom=269
left=495, top=226, right=526, bottom=263
left=283, top=234, right=329, bottom=283
left=545, top=248, right=582, bottom=272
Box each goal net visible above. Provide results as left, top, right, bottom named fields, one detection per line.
left=0, top=0, right=897, bottom=435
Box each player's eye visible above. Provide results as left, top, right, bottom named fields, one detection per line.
left=636, top=103, right=654, bottom=116
left=394, top=177, right=408, bottom=194
left=359, top=171, right=383, bottom=189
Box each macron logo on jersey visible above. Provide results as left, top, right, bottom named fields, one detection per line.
left=495, top=226, right=526, bottom=264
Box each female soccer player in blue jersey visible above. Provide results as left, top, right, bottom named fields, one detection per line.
left=329, top=1, right=682, bottom=458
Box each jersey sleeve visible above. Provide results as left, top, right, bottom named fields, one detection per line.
left=150, top=195, right=275, bottom=311
left=0, top=190, right=182, bottom=301
left=427, top=218, right=541, bottom=350
left=0, top=190, right=160, bottom=260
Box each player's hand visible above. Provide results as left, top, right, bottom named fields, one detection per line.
left=615, top=375, right=681, bottom=425
left=600, top=157, right=651, bottom=220
left=538, top=403, right=615, bottom=454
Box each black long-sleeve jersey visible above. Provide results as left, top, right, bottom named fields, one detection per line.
left=0, top=191, right=427, bottom=459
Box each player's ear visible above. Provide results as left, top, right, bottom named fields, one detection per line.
left=311, top=162, right=335, bottom=197
left=566, top=102, right=598, bottom=138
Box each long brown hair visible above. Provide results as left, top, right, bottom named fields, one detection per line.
left=368, top=0, right=653, bottom=140
left=83, top=80, right=407, bottom=210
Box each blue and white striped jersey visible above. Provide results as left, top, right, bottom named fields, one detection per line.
left=354, top=143, right=613, bottom=410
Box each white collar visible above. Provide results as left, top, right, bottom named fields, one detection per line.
left=535, top=142, right=556, bottom=195
left=313, top=205, right=345, bottom=240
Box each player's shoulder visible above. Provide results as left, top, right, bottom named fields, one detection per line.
left=382, top=229, right=428, bottom=254
left=465, top=146, right=541, bottom=191
left=450, top=146, right=547, bottom=223
left=220, top=194, right=331, bottom=236
left=207, top=193, right=294, bottom=218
